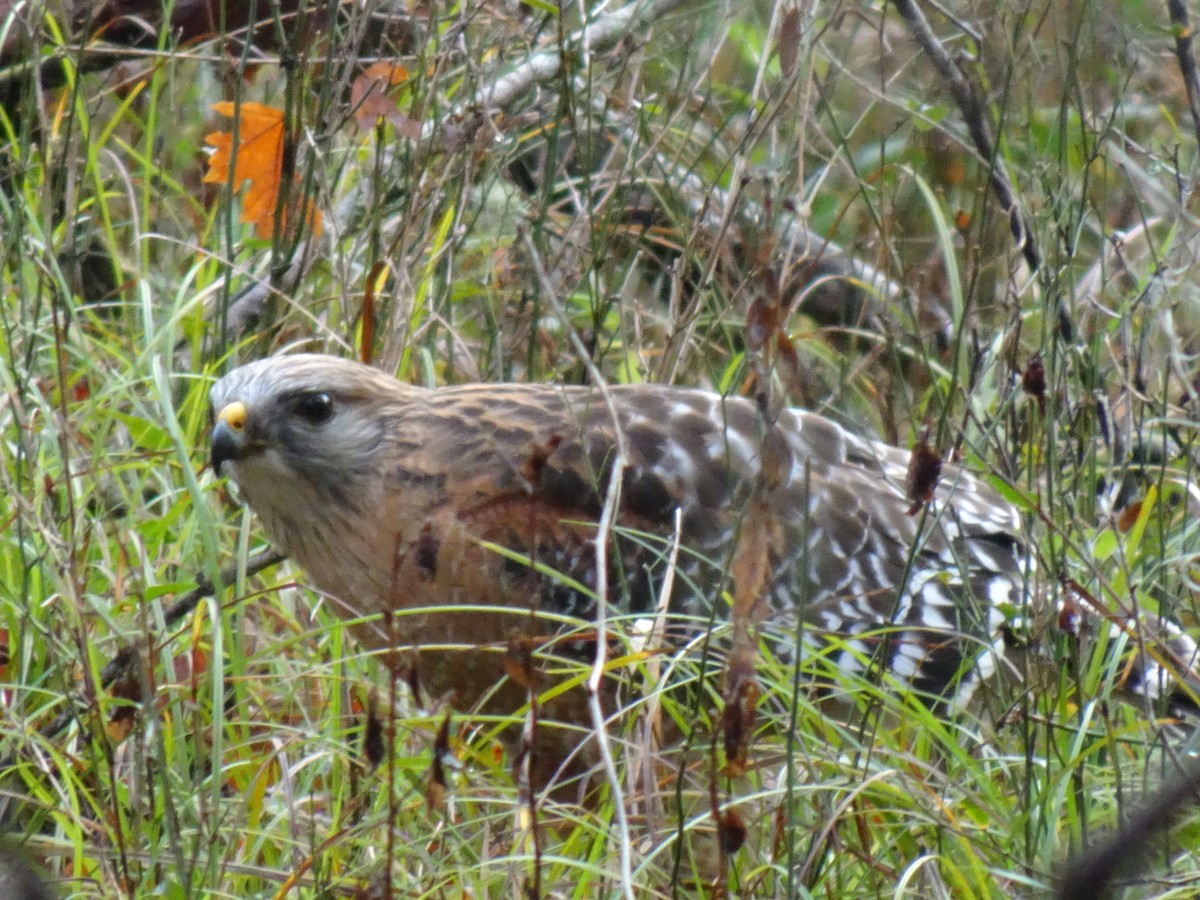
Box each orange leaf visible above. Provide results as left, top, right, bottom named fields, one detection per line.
left=351, top=62, right=410, bottom=129
left=204, top=101, right=323, bottom=239
left=905, top=427, right=943, bottom=515
left=1116, top=500, right=1143, bottom=533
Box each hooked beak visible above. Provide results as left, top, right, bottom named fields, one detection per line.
left=211, top=400, right=249, bottom=475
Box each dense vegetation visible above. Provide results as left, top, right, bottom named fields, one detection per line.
left=2, top=0, right=1200, bottom=895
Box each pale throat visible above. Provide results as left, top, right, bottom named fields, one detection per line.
left=231, top=452, right=397, bottom=609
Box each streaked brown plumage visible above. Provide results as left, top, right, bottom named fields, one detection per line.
left=207, top=354, right=1197, bottom=778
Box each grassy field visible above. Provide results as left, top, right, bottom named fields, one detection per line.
left=3, top=0, right=1200, bottom=896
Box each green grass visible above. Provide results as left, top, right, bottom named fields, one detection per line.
left=2, top=0, right=1200, bottom=896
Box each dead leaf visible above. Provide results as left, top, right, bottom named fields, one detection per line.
left=905, top=428, right=943, bottom=515
left=778, top=7, right=801, bottom=77
left=721, top=672, right=759, bottom=776
left=203, top=101, right=323, bottom=239
left=925, top=128, right=967, bottom=188
left=717, top=808, right=747, bottom=854
left=1022, top=354, right=1046, bottom=414
left=360, top=261, right=390, bottom=364
left=350, top=61, right=420, bottom=136
left=775, top=331, right=804, bottom=400
left=106, top=646, right=146, bottom=742
left=745, top=293, right=779, bottom=352
left=504, top=638, right=540, bottom=691
left=1116, top=500, right=1143, bottom=533
left=427, top=712, right=453, bottom=810
left=361, top=698, right=385, bottom=769
left=723, top=452, right=780, bottom=774
left=404, top=660, right=424, bottom=708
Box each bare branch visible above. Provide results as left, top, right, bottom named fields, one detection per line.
left=212, top=0, right=902, bottom=344
left=23, top=548, right=287, bottom=751
left=521, top=228, right=635, bottom=900
left=892, top=0, right=1040, bottom=272
left=1167, top=0, right=1200, bottom=150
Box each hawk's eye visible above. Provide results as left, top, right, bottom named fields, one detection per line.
left=295, top=391, right=334, bottom=425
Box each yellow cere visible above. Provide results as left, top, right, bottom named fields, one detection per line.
left=218, top=401, right=248, bottom=431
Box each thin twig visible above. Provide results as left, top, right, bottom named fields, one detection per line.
left=447, top=0, right=690, bottom=124
left=636, top=507, right=682, bottom=818
left=0, top=546, right=286, bottom=809
left=160, top=548, right=287, bottom=628
left=23, top=548, right=287, bottom=750
left=1167, top=0, right=1200, bottom=151
left=521, top=228, right=635, bottom=900
left=1056, top=755, right=1200, bottom=900
left=0, top=6, right=309, bottom=90
left=892, top=0, right=1040, bottom=272
left=212, top=0, right=898, bottom=347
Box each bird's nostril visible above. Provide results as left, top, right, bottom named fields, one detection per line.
left=217, top=401, right=248, bottom=432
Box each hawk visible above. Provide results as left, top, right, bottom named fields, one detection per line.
left=208, top=354, right=1195, bottom=772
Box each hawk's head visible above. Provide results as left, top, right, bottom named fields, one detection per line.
left=209, top=354, right=412, bottom=555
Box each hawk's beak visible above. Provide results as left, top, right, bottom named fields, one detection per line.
left=211, top=401, right=249, bottom=475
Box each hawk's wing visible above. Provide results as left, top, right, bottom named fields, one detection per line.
left=378, top=382, right=1025, bottom=705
